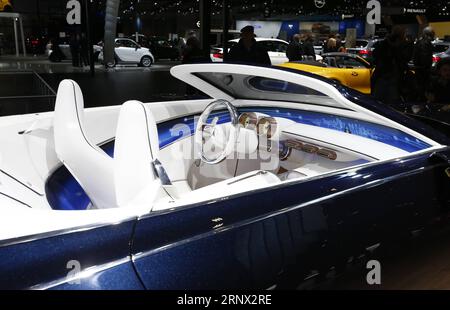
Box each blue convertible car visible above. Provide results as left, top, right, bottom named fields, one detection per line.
left=0, top=64, right=449, bottom=289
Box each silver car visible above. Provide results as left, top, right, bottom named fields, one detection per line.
left=346, top=38, right=383, bottom=63
left=432, top=40, right=450, bottom=67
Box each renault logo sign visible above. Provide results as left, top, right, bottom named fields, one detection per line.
left=314, top=0, right=326, bottom=9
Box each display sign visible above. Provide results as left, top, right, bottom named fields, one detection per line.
left=345, top=28, right=357, bottom=48
left=404, top=8, right=427, bottom=14
left=236, top=20, right=282, bottom=38
left=66, top=0, right=81, bottom=25
left=314, top=0, right=326, bottom=9
left=366, top=0, right=381, bottom=25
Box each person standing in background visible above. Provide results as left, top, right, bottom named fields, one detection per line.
left=69, top=33, right=80, bottom=67
left=0, top=35, right=4, bottom=56
left=427, top=58, right=450, bottom=106
left=413, top=26, right=435, bottom=101
left=182, top=36, right=211, bottom=95
left=80, top=33, right=89, bottom=67
left=324, top=35, right=338, bottom=53
left=182, top=36, right=210, bottom=64
left=336, top=34, right=346, bottom=52
left=302, top=32, right=316, bottom=61
left=227, top=25, right=271, bottom=65
left=371, top=26, right=410, bottom=105
left=286, top=34, right=304, bottom=62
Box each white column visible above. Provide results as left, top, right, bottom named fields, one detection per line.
left=365, top=22, right=376, bottom=37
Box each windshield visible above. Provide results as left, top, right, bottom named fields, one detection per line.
left=194, top=71, right=346, bottom=109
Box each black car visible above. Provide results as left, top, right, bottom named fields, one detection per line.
left=148, top=37, right=180, bottom=61
left=346, top=38, right=383, bottom=64
left=128, top=35, right=179, bottom=61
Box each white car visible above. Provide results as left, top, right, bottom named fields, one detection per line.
left=98, top=38, right=155, bottom=68
left=211, top=38, right=322, bottom=64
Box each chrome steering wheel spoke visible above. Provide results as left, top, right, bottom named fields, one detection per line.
left=195, top=99, right=239, bottom=165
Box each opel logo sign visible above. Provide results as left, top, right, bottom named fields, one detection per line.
left=314, top=0, right=326, bottom=9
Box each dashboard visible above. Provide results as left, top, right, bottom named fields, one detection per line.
left=238, top=112, right=338, bottom=162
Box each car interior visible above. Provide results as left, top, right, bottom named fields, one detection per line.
left=49, top=78, right=417, bottom=211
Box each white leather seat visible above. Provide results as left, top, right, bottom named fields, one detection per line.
left=54, top=80, right=116, bottom=209
left=53, top=81, right=280, bottom=209
left=114, top=100, right=172, bottom=207
left=54, top=80, right=185, bottom=209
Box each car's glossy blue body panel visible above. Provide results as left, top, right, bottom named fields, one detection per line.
left=50, top=261, right=144, bottom=290
left=1, top=146, right=448, bottom=289
left=0, top=220, right=142, bottom=289
left=131, top=150, right=450, bottom=289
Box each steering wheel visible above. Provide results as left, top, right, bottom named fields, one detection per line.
left=195, top=99, right=240, bottom=165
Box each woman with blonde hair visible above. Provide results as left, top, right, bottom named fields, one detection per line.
left=325, top=36, right=337, bottom=53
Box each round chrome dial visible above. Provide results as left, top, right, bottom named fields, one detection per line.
left=238, top=112, right=258, bottom=130
left=257, top=117, right=277, bottom=138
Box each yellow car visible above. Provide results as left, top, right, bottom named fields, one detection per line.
left=0, top=0, right=12, bottom=12
left=278, top=52, right=373, bottom=94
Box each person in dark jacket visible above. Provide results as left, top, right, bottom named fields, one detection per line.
left=49, top=37, right=64, bottom=62
left=80, top=33, right=89, bottom=67
left=427, top=58, right=450, bottom=106
left=302, top=32, right=316, bottom=61
left=413, top=26, right=435, bottom=101
left=335, top=34, right=346, bottom=52
left=181, top=36, right=210, bottom=64
left=286, top=34, right=304, bottom=62
left=227, top=25, right=271, bottom=65
left=69, top=33, right=80, bottom=67
left=182, top=36, right=210, bottom=95
left=371, top=26, right=410, bottom=105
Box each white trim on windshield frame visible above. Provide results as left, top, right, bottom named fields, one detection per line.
left=170, top=64, right=441, bottom=148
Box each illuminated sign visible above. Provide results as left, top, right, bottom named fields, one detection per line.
left=366, top=0, right=381, bottom=25
left=342, top=14, right=355, bottom=19
left=404, top=8, right=427, bottom=14
left=66, top=0, right=81, bottom=25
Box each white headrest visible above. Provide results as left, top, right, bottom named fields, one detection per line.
left=114, top=101, right=162, bottom=207
left=54, top=79, right=116, bottom=209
